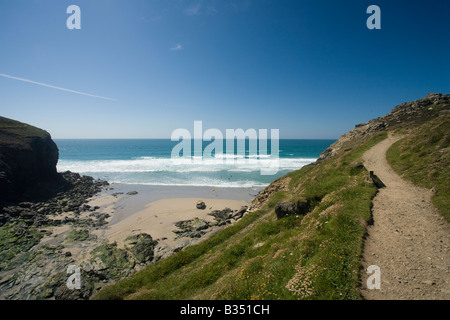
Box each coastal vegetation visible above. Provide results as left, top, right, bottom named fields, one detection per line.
left=94, top=132, right=387, bottom=300
left=386, top=113, right=450, bottom=221
left=95, top=93, right=449, bottom=300
left=0, top=93, right=448, bottom=300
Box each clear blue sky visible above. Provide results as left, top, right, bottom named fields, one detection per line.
left=0, top=0, right=449, bottom=139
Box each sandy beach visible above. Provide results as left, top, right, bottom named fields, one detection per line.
left=87, top=183, right=259, bottom=253
left=30, top=183, right=260, bottom=266
left=0, top=181, right=260, bottom=300
left=95, top=197, right=248, bottom=248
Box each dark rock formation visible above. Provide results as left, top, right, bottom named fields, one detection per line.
left=208, top=207, right=234, bottom=220
left=174, top=218, right=211, bottom=238
left=0, top=171, right=108, bottom=225
left=0, top=115, right=109, bottom=224
left=204, top=206, right=248, bottom=222
left=170, top=206, right=249, bottom=254
left=275, top=200, right=310, bottom=219
left=231, top=206, right=248, bottom=220
left=124, top=233, right=158, bottom=264
left=196, top=200, right=206, bottom=210
left=54, top=274, right=93, bottom=300
left=0, top=116, right=60, bottom=202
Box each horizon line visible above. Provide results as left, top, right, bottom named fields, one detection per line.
left=52, top=137, right=338, bottom=140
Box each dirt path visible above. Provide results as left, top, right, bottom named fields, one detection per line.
left=360, top=134, right=450, bottom=300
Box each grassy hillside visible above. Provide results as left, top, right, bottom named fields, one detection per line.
left=0, top=116, right=50, bottom=142
left=386, top=114, right=450, bottom=222
left=94, top=132, right=388, bottom=300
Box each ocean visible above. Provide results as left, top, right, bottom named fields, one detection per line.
left=55, top=139, right=335, bottom=188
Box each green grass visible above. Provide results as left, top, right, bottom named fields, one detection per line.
left=0, top=116, right=50, bottom=144
left=387, top=115, right=450, bottom=221
left=94, top=132, right=388, bottom=300
left=267, top=191, right=290, bottom=208
left=94, top=208, right=268, bottom=299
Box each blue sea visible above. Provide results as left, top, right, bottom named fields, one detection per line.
left=54, top=139, right=335, bottom=188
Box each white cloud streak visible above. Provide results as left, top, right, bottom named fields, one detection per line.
left=0, top=73, right=118, bottom=101
left=170, top=44, right=183, bottom=51
left=185, top=3, right=201, bottom=16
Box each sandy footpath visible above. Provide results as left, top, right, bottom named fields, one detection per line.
left=360, top=134, right=450, bottom=300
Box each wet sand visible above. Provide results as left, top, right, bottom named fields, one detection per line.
left=88, top=183, right=261, bottom=248
left=100, top=184, right=260, bottom=225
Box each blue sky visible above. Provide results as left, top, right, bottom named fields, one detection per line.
left=0, top=0, right=448, bottom=139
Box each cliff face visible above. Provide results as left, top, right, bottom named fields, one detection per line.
left=0, top=117, right=110, bottom=300
left=248, top=93, right=449, bottom=212
left=0, top=116, right=60, bottom=202
left=317, top=93, right=450, bottom=162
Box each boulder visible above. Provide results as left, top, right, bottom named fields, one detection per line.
left=275, top=200, right=310, bottom=219
left=208, top=207, right=233, bottom=220
left=196, top=200, right=206, bottom=209
left=124, top=233, right=158, bottom=264
left=231, top=206, right=248, bottom=220
left=350, top=161, right=364, bottom=169
left=54, top=277, right=92, bottom=300
left=173, top=218, right=211, bottom=238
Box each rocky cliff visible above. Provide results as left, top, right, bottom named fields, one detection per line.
left=0, top=116, right=60, bottom=203
left=0, top=117, right=110, bottom=300
left=249, top=93, right=449, bottom=212
left=317, top=93, right=450, bottom=162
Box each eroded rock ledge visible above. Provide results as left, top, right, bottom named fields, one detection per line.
left=317, top=93, right=449, bottom=163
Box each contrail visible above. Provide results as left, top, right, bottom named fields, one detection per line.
left=0, top=73, right=118, bottom=101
